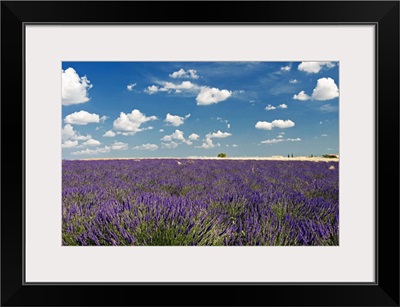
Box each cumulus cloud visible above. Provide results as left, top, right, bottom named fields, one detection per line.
left=81, top=139, right=101, bottom=147
left=64, top=110, right=100, bottom=125
left=103, top=130, right=116, bottom=137
left=62, top=124, right=91, bottom=142
left=144, top=85, right=160, bottom=95
left=298, top=62, right=335, bottom=73
left=164, top=113, right=191, bottom=126
left=62, top=68, right=93, bottom=106
left=113, top=109, right=157, bottom=134
left=197, top=130, right=232, bottom=149
left=62, top=140, right=78, bottom=148
left=280, top=65, right=291, bottom=72
left=169, top=68, right=199, bottom=79
left=289, top=79, right=300, bottom=84
left=161, top=129, right=192, bottom=145
left=265, top=104, right=276, bottom=111
left=127, top=83, right=137, bottom=91
left=145, top=81, right=199, bottom=95
left=255, top=119, right=295, bottom=130
left=197, top=138, right=215, bottom=149
left=71, top=146, right=111, bottom=155
left=311, top=77, right=339, bottom=100
left=321, top=134, right=328, bottom=137
left=206, top=131, right=232, bottom=139
left=293, top=91, right=311, bottom=101
left=111, top=141, right=128, bottom=151
left=266, top=104, right=288, bottom=110
left=196, top=87, right=232, bottom=105
left=159, top=129, right=164, bottom=132
left=293, top=78, right=339, bottom=102
left=133, top=143, right=158, bottom=151
left=189, top=133, right=200, bottom=141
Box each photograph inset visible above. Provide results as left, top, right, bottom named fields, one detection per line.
left=62, top=62, right=339, bottom=246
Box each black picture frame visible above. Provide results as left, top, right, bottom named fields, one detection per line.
left=1, top=1, right=399, bottom=306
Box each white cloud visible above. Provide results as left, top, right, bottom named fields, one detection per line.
left=100, top=115, right=108, bottom=123
left=255, top=121, right=274, bottom=130
left=164, top=113, right=190, bottom=126
left=169, top=68, right=199, bottom=79
left=62, top=68, right=93, bottom=106
left=289, top=79, right=300, bottom=84
left=197, top=138, right=215, bottom=149
left=279, top=132, right=285, bottom=135
left=145, top=81, right=199, bottom=95
left=298, top=62, right=335, bottom=73
left=64, top=110, right=99, bottom=125
left=81, top=138, right=101, bottom=147
left=162, top=141, right=178, bottom=149
left=255, top=119, right=295, bottom=130
left=206, top=131, right=232, bottom=139
left=144, top=85, right=160, bottom=95
left=261, top=137, right=301, bottom=144
left=232, top=144, right=238, bottom=147
left=261, top=138, right=285, bottom=144
left=127, top=83, right=137, bottom=91
left=112, top=141, right=128, bottom=151
left=311, top=77, right=339, bottom=100
left=280, top=65, right=291, bottom=72
left=293, top=91, right=311, bottom=101
left=103, top=130, right=116, bottom=137
left=197, top=130, right=232, bottom=149
left=196, top=86, right=232, bottom=105
left=62, top=124, right=91, bottom=142
left=189, top=133, right=200, bottom=141
left=286, top=138, right=301, bottom=142
left=113, top=109, right=157, bottom=134
left=321, top=134, right=328, bottom=137
left=161, top=129, right=192, bottom=145
left=272, top=120, right=295, bottom=129
left=159, top=129, right=164, bottom=132
left=265, top=104, right=276, bottom=111
left=266, top=103, right=287, bottom=110
left=71, top=146, right=111, bottom=155
left=62, top=140, right=78, bottom=148
left=133, top=143, right=158, bottom=151
left=293, top=78, right=339, bottom=102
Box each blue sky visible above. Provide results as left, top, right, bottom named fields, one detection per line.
left=62, top=62, right=339, bottom=159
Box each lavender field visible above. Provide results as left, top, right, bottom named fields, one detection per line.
left=62, top=159, right=339, bottom=246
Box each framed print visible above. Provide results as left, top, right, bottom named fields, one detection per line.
left=1, top=1, right=399, bottom=306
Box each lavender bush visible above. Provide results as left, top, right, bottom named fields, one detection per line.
left=62, top=159, right=339, bottom=246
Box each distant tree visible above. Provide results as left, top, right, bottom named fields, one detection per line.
left=288, top=154, right=290, bottom=158
left=217, top=153, right=227, bottom=158
left=322, top=154, right=337, bottom=159
left=291, top=153, right=293, bottom=158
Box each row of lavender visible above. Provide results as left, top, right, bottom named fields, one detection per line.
left=62, top=159, right=339, bottom=246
